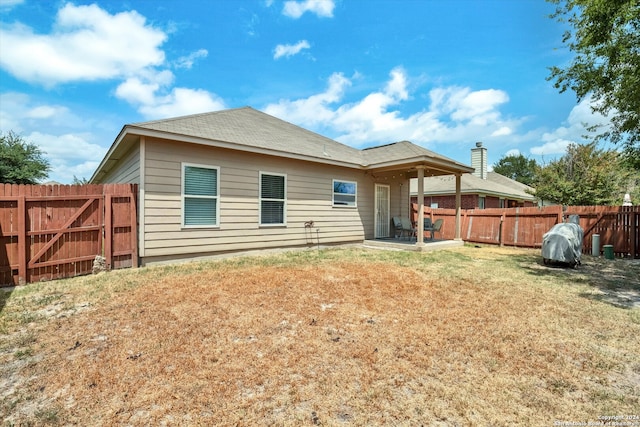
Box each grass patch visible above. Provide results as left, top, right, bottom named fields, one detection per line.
left=1, top=246, right=639, bottom=425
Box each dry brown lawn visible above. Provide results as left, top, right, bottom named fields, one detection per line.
left=1, top=245, right=639, bottom=426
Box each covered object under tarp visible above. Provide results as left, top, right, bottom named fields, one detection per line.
left=541, top=216, right=584, bottom=266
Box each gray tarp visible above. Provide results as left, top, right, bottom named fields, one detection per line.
left=541, top=222, right=584, bottom=265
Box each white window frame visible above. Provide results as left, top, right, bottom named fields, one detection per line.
left=259, top=171, right=287, bottom=226
left=332, top=179, right=357, bottom=208
left=478, top=195, right=486, bottom=210
left=181, top=163, right=220, bottom=228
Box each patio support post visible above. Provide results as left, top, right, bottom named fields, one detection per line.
left=455, top=173, right=462, bottom=240
left=416, top=166, right=425, bottom=246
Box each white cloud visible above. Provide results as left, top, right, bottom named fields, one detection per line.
left=530, top=95, right=611, bottom=156
left=264, top=67, right=520, bottom=148
left=0, top=92, right=84, bottom=132
left=0, top=0, right=23, bottom=9
left=26, top=105, right=68, bottom=120
left=491, top=126, right=512, bottom=137
left=530, top=139, right=572, bottom=156
left=175, top=49, right=208, bottom=69
left=0, top=92, right=110, bottom=182
left=274, top=40, right=311, bottom=59
left=139, top=88, right=226, bottom=119
left=505, top=148, right=521, bottom=157
left=115, top=72, right=225, bottom=119
left=265, top=72, right=350, bottom=126
left=29, top=131, right=105, bottom=183
left=0, top=4, right=166, bottom=86
left=283, top=0, right=335, bottom=18
left=436, top=88, right=509, bottom=125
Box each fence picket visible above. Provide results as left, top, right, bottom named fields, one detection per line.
left=0, top=183, right=138, bottom=286
left=413, top=203, right=640, bottom=259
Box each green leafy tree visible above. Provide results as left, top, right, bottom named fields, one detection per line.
left=493, top=154, right=538, bottom=186
left=0, top=131, right=50, bottom=184
left=532, top=142, right=634, bottom=205
left=547, top=0, right=640, bottom=160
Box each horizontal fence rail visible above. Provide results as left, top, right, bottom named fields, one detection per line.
left=413, top=203, right=639, bottom=259
left=0, top=183, right=138, bottom=286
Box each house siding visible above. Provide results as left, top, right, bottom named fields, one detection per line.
left=141, top=138, right=373, bottom=263
left=101, top=143, right=140, bottom=184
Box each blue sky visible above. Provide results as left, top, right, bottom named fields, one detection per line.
left=0, top=0, right=614, bottom=183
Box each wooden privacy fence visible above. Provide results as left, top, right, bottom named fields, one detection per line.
left=0, top=184, right=138, bottom=286
left=412, top=203, right=639, bottom=258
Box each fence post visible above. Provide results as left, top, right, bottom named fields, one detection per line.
left=513, top=208, right=519, bottom=245
left=632, top=211, right=638, bottom=259
left=104, top=193, right=113, bottom=270
left=17, top=194, right=26, bottom=285
left=499, top=212, right=504, bottom=247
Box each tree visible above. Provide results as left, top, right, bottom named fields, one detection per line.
left=493, top=154, right=538, bottom=186
left=547, top=0, right=640, bottom=160
left=0, top=131, right=50, bottom=184
left=72, top=176, right=89, bottom=185
left=532, top=142, right=635, bottom=205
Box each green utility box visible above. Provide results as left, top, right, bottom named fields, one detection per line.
left=603, top=245, right=614, bottom=260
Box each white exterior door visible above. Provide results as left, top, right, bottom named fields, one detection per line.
left=375, top=184, right=390, bottom=238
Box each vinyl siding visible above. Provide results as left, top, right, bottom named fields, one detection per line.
left=141, top=138, right=374, bottom=261
left=100, top=143, right=140, bottom=184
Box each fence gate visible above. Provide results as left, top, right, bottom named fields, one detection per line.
left=0, top=184, right=138, bottom=286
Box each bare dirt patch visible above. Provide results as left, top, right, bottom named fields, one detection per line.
left=2, top=247, right=639, bottom=425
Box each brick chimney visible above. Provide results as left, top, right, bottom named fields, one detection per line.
left=471, top=141, right=487, bottom=180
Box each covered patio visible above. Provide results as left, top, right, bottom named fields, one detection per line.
left=363, top=141, right=475, bottom=247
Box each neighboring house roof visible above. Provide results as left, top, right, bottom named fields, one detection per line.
left=410, top=171, right=535, bottom=201
left=91, top=107, right=473, bottom=182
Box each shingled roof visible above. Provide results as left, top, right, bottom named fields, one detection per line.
left=410, top=171, right=535, bottom=201
left=92, top=107, right=474, bottom=182
left=131, top=107, right=364, bottom=166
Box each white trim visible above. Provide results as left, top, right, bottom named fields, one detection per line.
left=259, top=171, right=287, bottom=227
left=181, top=162, right=220, bottom=228
left=332, top=179, right=357, bottom=208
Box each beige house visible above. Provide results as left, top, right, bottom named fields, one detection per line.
left=91, top=107, right=473, bottom=265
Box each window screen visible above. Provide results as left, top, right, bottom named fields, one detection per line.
left=183, top=165, right=219, bottom=226
left=260, top=173, right=286, bottom=225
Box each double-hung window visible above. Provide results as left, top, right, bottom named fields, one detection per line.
left=333, top=179, right=357, bottom=207
left=182, top=163, right=219, bottom=227
left=260, top=172, right=286, bottom=225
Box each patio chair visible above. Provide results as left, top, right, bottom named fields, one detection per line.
left=423, top=217, right=434, bottom=240
left=432, top=218, right=444, bottom=239
left=393, top=216, right=415, bottom=240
